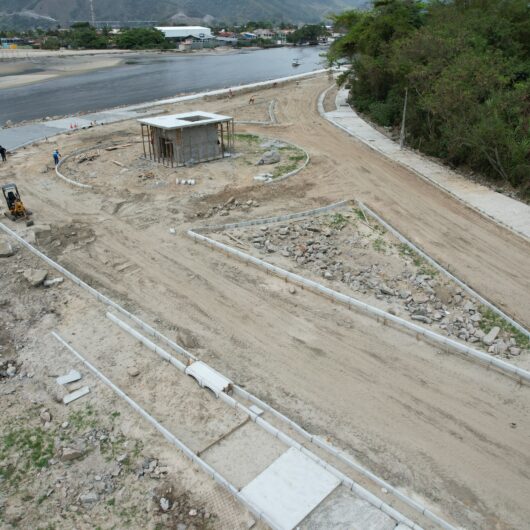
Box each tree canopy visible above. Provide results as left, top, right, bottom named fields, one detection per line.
left=329, top=0, right=530, bottom=198
left=116, top=28, right=172, bottom=49
left=287, top=24, right=328, bottom=45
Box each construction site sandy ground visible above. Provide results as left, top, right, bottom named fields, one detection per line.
left=1, top=75, right=529, bottom=530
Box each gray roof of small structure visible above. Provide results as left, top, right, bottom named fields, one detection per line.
left=138, top=111, right=232, bottom=130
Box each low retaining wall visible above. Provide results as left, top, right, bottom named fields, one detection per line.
left=187, top=203, right=530, bottom=385
left=0, top=218, right=452, bottom=528
left=357, top=201, right=529, bottom=339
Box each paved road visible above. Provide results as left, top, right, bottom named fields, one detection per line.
left=0, top=47, right=324, bottom=125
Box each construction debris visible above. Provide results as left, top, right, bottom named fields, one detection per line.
left=56, top=369, right=82, bottom=386
left=44, top=277, right=64, bottom=288
left=138, top=171, right=155, bottom=180
left=23, top=268, right=48, bottom=287
left=76, top=150, right=100, bottom=164
left=63, top=386, right=90, bottom=404
left=105, top=143, right=132, bottom=151
left=112, top=160, right=124, bottom=167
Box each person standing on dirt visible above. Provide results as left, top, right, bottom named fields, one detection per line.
left=53, top=149, right=61, bottom=166
left=0, top=145, right=6, bottom=162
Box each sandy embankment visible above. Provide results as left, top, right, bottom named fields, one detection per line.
left=0, top=47, right=242, bottom=90
left=0, top=56, right=124, bottom=90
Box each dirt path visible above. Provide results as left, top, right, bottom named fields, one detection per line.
left=2, top=75, right=529, bottom=529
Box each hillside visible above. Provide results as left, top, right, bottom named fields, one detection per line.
left=0, top=0, right=368, bottom=29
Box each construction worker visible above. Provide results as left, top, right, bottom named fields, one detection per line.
left=53, top=149, right=61, bottom=166
left=0, top=145, right=6, bottom=162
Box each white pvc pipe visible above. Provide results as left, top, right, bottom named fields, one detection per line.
left=357, top=200, right=529, bottom=339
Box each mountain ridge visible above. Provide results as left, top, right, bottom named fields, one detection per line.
left=0, top=0, right=368, bottom=29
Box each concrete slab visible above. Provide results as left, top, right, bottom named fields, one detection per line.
left=240, top=447, right=340, bottom=530
left=0, top=123, right=66, bottom=150
left=201, top=421, right=287, bottom=489
left=63, top=386, right=90, bottom=404
left=300, top=486, right=397, bottom=530
left=56, top=369, right=81, bottom=385
left=323, top=88, right=530, bottom=240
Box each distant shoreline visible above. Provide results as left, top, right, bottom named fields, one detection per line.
left=0, top=47, right=247, bottom=90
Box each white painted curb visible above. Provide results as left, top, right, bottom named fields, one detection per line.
left=357, top=200, right=529, bottom=339
left=51, top=332, right=280, bottom=530
left=186, top=205, right=530, bottom=384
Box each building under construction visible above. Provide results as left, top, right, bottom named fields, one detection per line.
left=138, top=111, right=235, bottom=168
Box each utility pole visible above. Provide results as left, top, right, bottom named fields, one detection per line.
left=399, top=87, right=408, bottom=150
left=89, top=0, right=96, bottom=28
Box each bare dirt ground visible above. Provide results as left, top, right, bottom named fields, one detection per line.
left=1, top=75, right=529, bottom=530
left=212, top=206, right=529, bottom=362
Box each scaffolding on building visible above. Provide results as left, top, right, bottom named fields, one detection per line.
left=138, top=111, right=235, bottom=168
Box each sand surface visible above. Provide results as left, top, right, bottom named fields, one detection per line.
left=1, top=75, right=529, bottom=529
left=0, top=55, right=124, bottom=89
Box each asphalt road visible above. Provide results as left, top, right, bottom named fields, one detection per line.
left=0, top=47, right=325, bottom=125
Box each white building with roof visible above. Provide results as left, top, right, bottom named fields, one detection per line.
left=156, top=26, right=212, bottom=41
left=138, top=111, right=234, bottom=167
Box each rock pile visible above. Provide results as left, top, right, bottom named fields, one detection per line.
left=198, top=196, right=260, bottom=219
left=137, top=458, right=169, bottom=479
left=0, top=359, right=21, bottom=378
left=229, top=214, right=528, bottom=358
left=257, top=149, right=281, bottom=165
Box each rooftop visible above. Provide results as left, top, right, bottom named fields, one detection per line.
left=138, top=111, right=232, bottom=130
left=156, top=26, right=213, bottom=39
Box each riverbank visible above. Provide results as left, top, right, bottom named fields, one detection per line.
left=0, top=48, right=242, bottom=90
left=0, top=47, right=325, bottom=124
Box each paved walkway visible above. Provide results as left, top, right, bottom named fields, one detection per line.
left=320, top=88, right=530, bottom=240
left=0, top=69, right=326, bottom=152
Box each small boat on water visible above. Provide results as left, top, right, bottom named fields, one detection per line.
left=292, top=58, right=301, bottom=67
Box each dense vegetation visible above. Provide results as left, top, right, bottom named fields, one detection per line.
left=329, top=0, right=530, bottom=197
left=115, top=28, right=173, bottom=49
left=287, top=24, right=329, bottom=45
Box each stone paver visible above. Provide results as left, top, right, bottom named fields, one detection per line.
left=322, top=88, right=530, bottom=240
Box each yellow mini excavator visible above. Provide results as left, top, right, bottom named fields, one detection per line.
left=2, top=183, right=33, bottom=226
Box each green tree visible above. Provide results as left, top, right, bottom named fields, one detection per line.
left=115, top=28, right=171, bottom=50
left=329, top=0, right=530, bottom=196
left=287, top=24, right=328, bottom=45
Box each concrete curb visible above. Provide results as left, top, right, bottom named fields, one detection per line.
left=318, top=86, right=530, bottom=242
left=55, top=149, right=93, bottom=189
left=51, top=332, right=279, bottom=530
left=0, top=219, right=445, bottom=528
left=266, top=141, right=310, bottom=185
left=357, top=200, right=530, bottom=339
left=106, top=312, right=420, bottom=530
left=54, top=140, right=143, bottom=190
left=186, top=203, right=530, bottom=385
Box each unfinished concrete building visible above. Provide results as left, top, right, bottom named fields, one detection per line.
left=139, top=111, right=235, bottom=168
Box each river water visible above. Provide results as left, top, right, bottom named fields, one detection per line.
left=2, top=47, right=326, bottom=124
